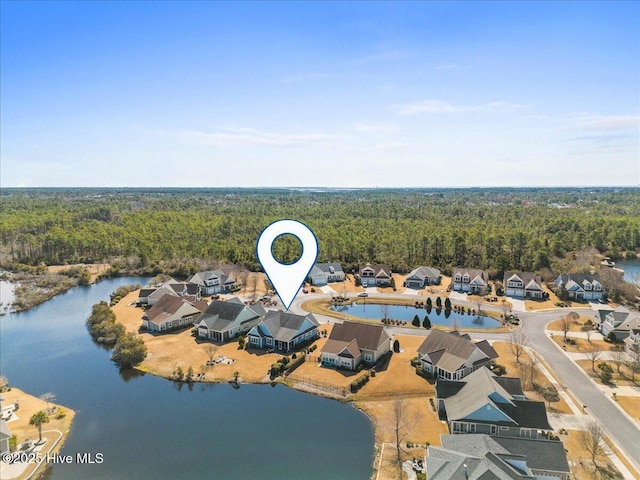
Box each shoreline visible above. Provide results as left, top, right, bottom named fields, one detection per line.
left=0, top=387, right=76, bottom=480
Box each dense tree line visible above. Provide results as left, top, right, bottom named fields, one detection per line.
left=1, top=188, right=639, bottom=278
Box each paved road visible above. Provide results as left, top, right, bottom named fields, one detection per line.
left=290, top=292, right=640, bottom=471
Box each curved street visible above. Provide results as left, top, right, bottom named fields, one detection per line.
left=289, top=292, right=640, bottom=472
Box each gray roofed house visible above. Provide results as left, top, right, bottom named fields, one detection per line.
left=187, top=269, right=236, bottom=296
left=195, top=297, right=265, bottom=342
left=308, top=262, right=345, bottom=286
left=452, top=268, right=488, bottom=294
left=436, top=367, right=552, bottom=439
left=320, top=320, right=391, bottom=370
left=144, top=284, right=180, bottom=306
left=426, top=434, right=570, bottom=480
left=405, top=266, right=442, bottom=289
left=504, top=272, right=544, bottom=299
left=555, top=273, right=603, bottom=301
left=247, top=311, right=320, bottom=352
left=417, top=330, right=498, bottom=381
left=597, top=306, right=640, bottom=341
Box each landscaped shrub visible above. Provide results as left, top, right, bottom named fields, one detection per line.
left=492, top=364, right=507, bottom=376
left=285, top=353, right=306, bottom=374
left=350, top=372, right=370, bottom=393
left=410, top=357, right=421, bottom=367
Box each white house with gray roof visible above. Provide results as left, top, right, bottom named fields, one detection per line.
left=247, top=311, right=319, bottom=352
left=426, top=434, right=570, bottom=480
left=452, top=268, right=488, bottom=295
left=405, top=266, right=441, bottom=289
left=195, top=298, right=265, bottom=342
left=187, top=270, right=236, bottom=296
left=597, top=307, right=640, bottom=341
left=308, top=262, right=345, bottom=286
left=504, top=272, right=544, bottom=299
left=555, top=273, right=603, bottom=301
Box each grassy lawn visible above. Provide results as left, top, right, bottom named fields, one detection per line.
left=616, top=396, right=640, bottom=425
left=1, top=387, right=76, bottom=480
left=46, top=263, right=110, bottom=283
left=492, top=341, right=573, bottom=414
left=575, top=359, right=639, bottom=388
left=376, top=274, right=407, bottom=294
left=547, top=315, right=597, bottom=333
left=562, top=430, right=624, bottom=480
left=551, top=335, right=612, bottom=353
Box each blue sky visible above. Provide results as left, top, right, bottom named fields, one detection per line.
left=1, top=1, right=638, bottom=187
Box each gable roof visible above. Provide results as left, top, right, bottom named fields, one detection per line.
left=248, top=311, right=319, bottom=343
left=143, top=294, right=202, bottom=325
left=428, top=434, right=569, bottom=479
left=196, top=298, right=265, bottom=332
left=407, top=266, right=441, bottom=280
left=417, top=330, right=497, bottom=372
left=504, top=272, right=542, bottom=289
left=311, top=262, right=344, bottom=276
left=453, top=268, right=488, bottom=282
left=438, top=368, right=551, bottom=430
left=187, top=269, right=234, bottom=287
left=325, top=320, right=389, bottom=352
left=359, top=263, right=391, bottom=278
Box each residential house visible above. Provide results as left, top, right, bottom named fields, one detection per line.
left=247, top=311, right=319, bottom=352
left=624, top=329, right=640, bottom=354
left=0, top=395, right=10, bottom=455
left=504, top=272, right=544, bottom=299
left=195, top=298, right=265, bottom=342
left=436, top=367, right=552, bottom=439
left=142, top=294, right=206, bottom=333
left=452, top=268, right=488, bottom=295
left=145, top=284, right=180, bottom=306
left=405, top=266, right=441, bottom=289
left=168, top=282, right=201, bottom=301
left=555, top=273, right=603, bottom=301
left=320, top=321, right=391, bottom=370
left=308, top=262, right=345, bottom=286
left=417, top=330, right=498, bottom=381
left=187, top=270, right=236, bottom=296
left=359, top=263, right=391, bottom=287
left=597, top=307, right=640, bottom=341
left=426, top=434, right=570, bottom=480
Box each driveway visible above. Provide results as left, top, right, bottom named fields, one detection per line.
left=509, top=297, right=527, bottom=312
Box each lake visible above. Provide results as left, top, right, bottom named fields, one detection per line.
left=617, top=258, right=640, bottom=284
left=330, top=302, right=502, bottom=329
left=0, top=278, right=374, bottom=480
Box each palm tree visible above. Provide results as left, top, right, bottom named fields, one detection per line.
left=29, top=410, right=49, bottom=443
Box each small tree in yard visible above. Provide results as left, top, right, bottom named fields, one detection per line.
left=585, top=344, right=602, bottom=372
left=422, top=315, right=431, bottom=330
left=444, top=297, right=452, bottom=310
left=508, top=331, right=528, bottom=364
left=597, top=362, right=613, bottom=385
left=205, top=344, right=218, bottom=366
left=412, top=315, right=420, bottom=327
left=111, top=332, right=147, bottom=368
left=426, top=297, right=432, bottom=308
left=393, top=339, right=400, bottom=353
left=581, top=323, right=593, bottom=343
left=541, top=386, right=560, bottom=408
left=626, top=344, right=640, bottom=384
left=579, top=419, right=611, bottom=474
left=436, top=297, right=442, bottom=308
left=610, top=346, right=626, bottom=375
left=29, top=411, right=49, bottom=443
left=238, top=335, right=246, bottom=350
left=559, top=315, right=572, bottom=343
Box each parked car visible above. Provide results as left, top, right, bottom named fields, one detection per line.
left=358, top=292, right=368, bottom=297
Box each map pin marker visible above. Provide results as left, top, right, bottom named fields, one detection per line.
left=256, top=219, right=318, bottom=311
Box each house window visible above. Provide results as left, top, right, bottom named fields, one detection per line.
left=490, top=425, right=497, bottom=435
left=364, top=354, right=372, bottom=362
left=470, top=424, right=476, bottom=433
left=266, top=338, right=273, bottom=346
left=500, top=426, right=509, bottom=431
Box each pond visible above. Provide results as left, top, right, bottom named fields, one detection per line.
left=616, top=258, right=640, bottom=284
left=330, top=302, right=502, bottom=329
left=0, top=278, right=374, bottom=480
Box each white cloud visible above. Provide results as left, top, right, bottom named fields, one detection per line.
left=567, top=114, right=639, bottom=132
left=374, top=142, right=406, bottom=150
left=390, top=99, right=533, bottom=115
left=157, top=127, right=352, bottom=148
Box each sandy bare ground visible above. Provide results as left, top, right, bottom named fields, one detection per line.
left=46, top=263, right=110, bottom=283
left=1, top=387, right=75, bottom=480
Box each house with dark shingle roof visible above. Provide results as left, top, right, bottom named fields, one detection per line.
left=504, top=272, right=544, bottom=299
left=417, top=330, right=498, bottom=381
left=405, top=266, right=441, bottom=289
left=247, top=311, right=319, bottom=352
left=195, top=297, right=265, bottom=342
left=359, top=263, right=391, bottom=287
left=187, top=270, right=236, bottom=296
left=555, top=273, right=603, bottom=301
left=308, top=262, right=345, bottom=286
left=597, top=307, right=640, bottom=341
left=320, top=321, right=391, bottom=370
left=436, top=367, right=552, bottom=439
left=452, top=268, right=488, bottom=294
left=142, top=294, right=206, bottom=333
left=426, top=434, right=570, bottom=480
